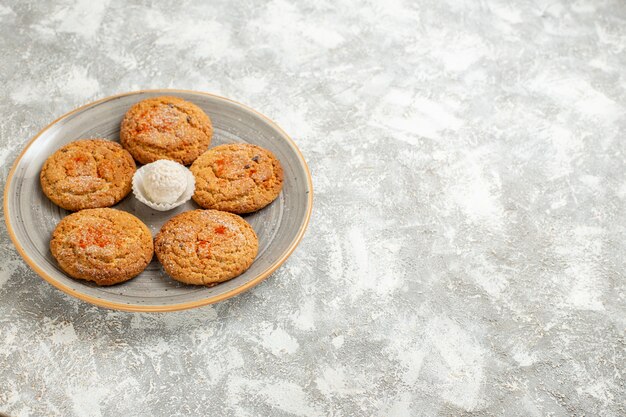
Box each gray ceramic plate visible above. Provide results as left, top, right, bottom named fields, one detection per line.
left=4, top=90, right=313, bottom=312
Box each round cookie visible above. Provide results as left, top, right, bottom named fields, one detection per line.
left=120, top=96, right=213, bottom=165
left=154, top=209, right=258, bottom=286
left=190, top=143, right=284, bottom=213
left=50, top=208, right=153, bottom=286
left=40, top=139, right=136, bottom=211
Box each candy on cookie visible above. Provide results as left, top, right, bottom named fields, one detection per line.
left=132, top=160, right=195, bottom=211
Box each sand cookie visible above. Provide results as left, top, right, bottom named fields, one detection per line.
left=155, top=209, right=258, bottom=285
left=40, top=139, right=136, bottom=211
left=120, top=96, right=213, bottom=165
left=190, top=143, right=283, bottom=213
left=50, top=208, right=153, bottom=286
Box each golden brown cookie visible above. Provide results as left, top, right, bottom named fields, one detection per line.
left=190, top=143, right=283, bottom=213
left=40, top=139, right=136, bottom=211
left=154, top=209, right=258, bottom=285
left=120, top=96, right=213, bottom=165
left=50, top=208, right=153, bottom=286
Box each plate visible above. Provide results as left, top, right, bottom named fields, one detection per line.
left=3, top=90, right=313, bottom=312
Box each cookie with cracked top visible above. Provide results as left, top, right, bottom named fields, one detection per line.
left=190, top=143, right=283, bottom=213
left=154, top=209, right=258, bottom=286
left=40, top=139, right=136, bottom=211
left=120, top=96, right=213, bottom=165
left=50, top=208, right=153, bottom=286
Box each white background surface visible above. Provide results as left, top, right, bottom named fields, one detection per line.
left=1, top=0, right=625, bottom=416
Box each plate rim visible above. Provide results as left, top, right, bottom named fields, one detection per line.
left=3, top=89, right=314, bottom=312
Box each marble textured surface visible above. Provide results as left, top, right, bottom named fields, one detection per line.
left=1, top=0, right=625, bottom=416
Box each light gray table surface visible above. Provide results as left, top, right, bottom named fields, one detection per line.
left=1, top=1, right=625, bottom=416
